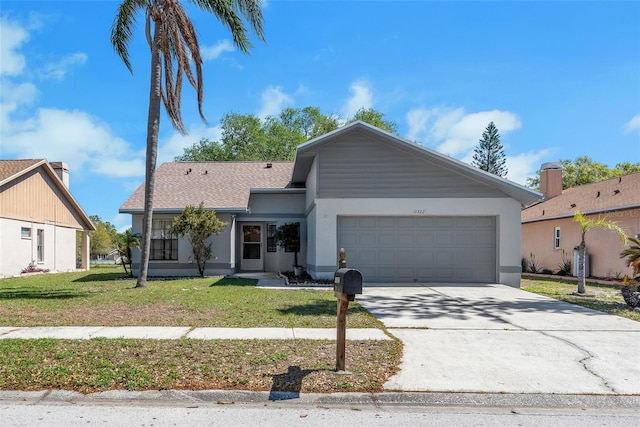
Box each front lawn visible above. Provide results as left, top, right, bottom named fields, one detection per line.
left=0, top=267, right=400, bottom=393
left=0, top=338, right=401, bottom=393
left=521, top=276, right=640, bottom=322
left=0, top=266, right=381, bottom=328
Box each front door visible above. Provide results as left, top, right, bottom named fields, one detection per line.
left=241, top=224, right=263, bottom=271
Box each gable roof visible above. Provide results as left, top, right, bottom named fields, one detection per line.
left=0, top=159, right=95, bottom=230
left=0, top=159, right=43, bottom=183
left=522, top=172, right=640, bottom=223
left=119, top=161, right=294, bottom=213
left=292, top=121, right=542, bottom=207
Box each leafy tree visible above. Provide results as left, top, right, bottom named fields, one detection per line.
left=170, top=203, right=228, bottom=277
left=175, top=106, right=397, bottom=162
left=111, top=0, right=264, bottom=288
left=274, top=222, right=301, bottom=268
left=349, top=107, right=398, bottom=134
left=471, top=122, right=508, bottom=177
left=115, top=228, right=140, bottom=277
left=526, top=157, right=640, bottom=190
left=90, top=223, right=114, bottom=258
left=89, top=215, right=119, bottom=259
left=573, top=211, right=627, bottom=294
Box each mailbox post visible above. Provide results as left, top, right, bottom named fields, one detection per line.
left=334, top=267, right=363, bottom=372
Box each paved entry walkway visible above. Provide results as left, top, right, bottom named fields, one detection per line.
left=0, top=326, right=389, bottom=341
left=357, top=283, right=640, bottom=395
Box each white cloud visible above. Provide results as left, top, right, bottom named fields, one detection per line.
left=342, top=79, right=373, bottom=118
left=0, top=16, right=145, bottom=181
left=405, top=107, right=522, bottom=157
left=40, top=52, right=87, bottom=80
left=0, top=17, right=29, bottom=77
left=201, top=39, right=234, bottom=61
left=1, top=107, right=145, bottom=179
left=257, top=85, right=294, bottom=119
left=158, top=123, right=223, bottom=164
left=625, top=113, right=640, bottom=133
left=111, top=213, right=133, bottom=233
left=505, top=149, right=553, bottom=186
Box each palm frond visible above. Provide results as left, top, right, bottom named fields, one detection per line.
left=191, top=0, right=265, bottom=52
left=111, top=0, right=147, bottom=73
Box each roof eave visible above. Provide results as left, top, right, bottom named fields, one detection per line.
left=523, top=203, right=640, bottom=223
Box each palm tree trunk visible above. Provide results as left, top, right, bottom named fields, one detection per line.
left=136, top=20, right=163, bottom=289
left=577, top=241, right=586, bottom=294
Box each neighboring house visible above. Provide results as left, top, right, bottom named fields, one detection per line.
left=120, top=121, right=541, bottom=287
left=0, top=159, right=95, bottom=278
left=522, top=163, right=640, bottom=278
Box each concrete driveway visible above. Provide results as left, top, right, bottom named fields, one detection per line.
left=357, top=283, right=640, bottom=395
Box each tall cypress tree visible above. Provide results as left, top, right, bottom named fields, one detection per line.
left=472, top=122, right=508, bottom=177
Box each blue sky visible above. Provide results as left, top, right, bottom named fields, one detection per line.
left=1, top=0, right=639, bottom=231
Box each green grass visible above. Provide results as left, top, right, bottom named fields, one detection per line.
left=0, top=338, right=402, bottom=393
left=0, top=267, right=399, bottom=393
left=0, top=266, right=382, bottom=328
left=521, top=277, right=640, bottom=322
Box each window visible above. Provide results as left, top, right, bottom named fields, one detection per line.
left=267, top=224, right=277, bottom=252
left=21, top=227, right=32, bottom=239
left=37, top=229, right=44, bottom=262
left=150, top=219, right=178, bottom=260
left=554, top=227, right=561, bottom=249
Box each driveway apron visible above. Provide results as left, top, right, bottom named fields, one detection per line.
left=357, top=284, right=640, bottom=394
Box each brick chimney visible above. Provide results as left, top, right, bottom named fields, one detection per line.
left=49, top=162, right=69, bottom=189
left=539, top=162, right=562, bottom=199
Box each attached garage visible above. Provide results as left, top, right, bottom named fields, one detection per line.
left=338, top=216, right=497, bottom=283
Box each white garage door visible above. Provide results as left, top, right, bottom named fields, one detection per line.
left=338, top=216, right=496, bottom=283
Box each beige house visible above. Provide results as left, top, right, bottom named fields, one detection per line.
left=0, top=159, right=94, bottom=278
left=522, top=163, right=640, bottom=278
left=121, top=121, right=541, bottom=286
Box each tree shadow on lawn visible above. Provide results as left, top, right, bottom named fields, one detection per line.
left=277, top=300, right=370, bottom=316
left=207, top=278, right=258, bottom=287
left=0, top=286, right=90, bottom=300
left=73, top=273, right=130, bottom=282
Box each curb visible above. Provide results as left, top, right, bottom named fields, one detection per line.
left=2, top=390, right=640, bottom=409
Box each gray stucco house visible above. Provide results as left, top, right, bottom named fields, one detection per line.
left=120, top=121, right=541, bottom=287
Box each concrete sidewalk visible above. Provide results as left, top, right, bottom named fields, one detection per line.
left=0, top=326, right=390, bottom=341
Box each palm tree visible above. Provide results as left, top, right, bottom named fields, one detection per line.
left=573, top=211, right=627, bottom=294
left=111, top=0, right=264, bottom=288
left=620, top=237, right=640, bottom=279
left=117, top=228, right=140, bottom=277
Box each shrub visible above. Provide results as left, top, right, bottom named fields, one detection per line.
left=557, top=249, right=572, bottom=276
left=527, top=253, right=541, bottom=274
left=20, top=262, right=50, bottom=274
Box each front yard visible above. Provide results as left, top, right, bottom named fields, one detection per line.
left=522, top=275, right=640, bottom=322
left=0, top=266, right=400, bottom=393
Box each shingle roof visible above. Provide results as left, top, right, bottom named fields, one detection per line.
left=0, top=159, right=43, bottom=184
left=119, top=162, right=294, bottom=213
left=522, top=172, right=640, bottom=222
left=0, top=158, right=94, bottom=230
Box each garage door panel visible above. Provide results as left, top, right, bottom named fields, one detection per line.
left=359, top=217, right=377, bottom=227
left=415, top=234, right=434, bottom=245
left=338, top=216, right=496, bottom=283
left=377, top=217, right=396, bottom=228
left=378, top=233, right=396, bottom=246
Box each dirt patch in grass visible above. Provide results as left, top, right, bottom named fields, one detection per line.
left=0, top=338, right=402, bottom=394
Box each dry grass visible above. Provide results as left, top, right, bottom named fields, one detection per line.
left=0, top=267, right=400, bottom=393
left=0, top=339, right=402, bottom=393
